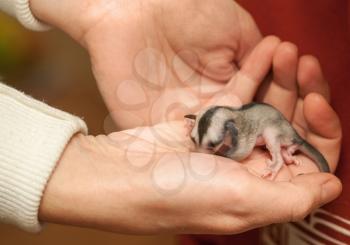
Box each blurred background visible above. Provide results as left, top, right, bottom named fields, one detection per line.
left=1, top=0, right=349, bottom=244
left=0, top=12, right=176, bottom=245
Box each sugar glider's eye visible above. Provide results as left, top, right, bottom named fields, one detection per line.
left=208, top=142, right=216, bottom=148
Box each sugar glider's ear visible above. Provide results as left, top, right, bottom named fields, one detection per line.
left=223, top=120, right=238, bottom=149
left=184, top=114, right=196, bottom=136
left=184, top=114, right=196, bottom=120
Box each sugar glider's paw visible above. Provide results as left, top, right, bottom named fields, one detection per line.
left=290, top=157, right=301, bottom=166
left=261, top=168, right=278, bottom=180
left=282, top=149, right=302, bottom=166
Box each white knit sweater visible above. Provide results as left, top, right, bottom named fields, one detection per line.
left=0, top=2, right=88, bottom=232
left=0, top=0, right=50, bottom=31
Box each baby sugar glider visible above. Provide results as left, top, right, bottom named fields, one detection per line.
left=185, top=103, right=330, bottom=178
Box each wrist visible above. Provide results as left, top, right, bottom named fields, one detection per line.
left=38, top=133, right=150, bottom=233
left=38, top=133, right=110, bottom=226
left=38, top=133, right=82, bottom=224
left=37, top=129, right=179, bottom=233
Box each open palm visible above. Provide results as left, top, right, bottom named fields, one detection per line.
left=99, top=89, right=340, bottom=233
left=41, top=64, right=341, bottom=234
left=84, top=0, right=269, bottom=129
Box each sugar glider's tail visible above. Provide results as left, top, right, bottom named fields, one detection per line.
left=298, top=140, right=330, bottom=173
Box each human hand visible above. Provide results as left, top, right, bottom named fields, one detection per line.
left=38, top=49, right=342, bottom=233
left=37, top=40, right=342, bottom=234
left=30, top=0, right=342, bottom=233
left=30, top=0, right=271, bottom=129
left=38, top=120, right=341, bottom=234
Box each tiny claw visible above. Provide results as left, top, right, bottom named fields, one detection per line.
left=269, top=171, right=278, bottom=180
left=293, top=158, right=301, bottom=166
left=285, top=157, right=301, bottom=166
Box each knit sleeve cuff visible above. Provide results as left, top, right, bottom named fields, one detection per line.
left=0, top=83, right=87, bottom=232
left=0, top=0, right=51, bottom=31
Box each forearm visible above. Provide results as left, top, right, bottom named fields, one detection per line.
left=0, top=83, right=87, bottom=232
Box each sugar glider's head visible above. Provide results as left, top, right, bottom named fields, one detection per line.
left=184, top=106, right=239, bottom=156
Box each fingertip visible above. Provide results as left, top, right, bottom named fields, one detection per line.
left=291, top=173, right=342, bottom=216
left=296, top=172, right=342, bottom=204
left=304, top=92, right=326, bottom=107
left=232, top=36, right=281, bottom=103
left=264, top=35, right=282, bottom=45
left=300, top=55, right=320, bottom=65
left=292, top=172, right=336, bottom=184
left=274, top=42, right=298, bottom=66
left=261, top=36, right=282, bottom=58
left=242, top=35, right=281, bottom=73
left=298, top=55, right=330, bottom=101
left=259, top=172, right=341, bottom=223
left=321, top=175, right=343, bottom=205
left=275, top=42, right=298, bottom=60
left=238, top=36, right=280, bottom=69
left=273, top=41, right=298, bottom=90
left=299, top=55, right=322, bottom=79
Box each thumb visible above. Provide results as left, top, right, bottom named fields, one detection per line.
left=250, top=173, right=342, bottom=225
left=290, top=173, right=342, bottom=214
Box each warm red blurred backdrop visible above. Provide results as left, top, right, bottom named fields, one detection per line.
left=1, top=1, right=349, bottom=244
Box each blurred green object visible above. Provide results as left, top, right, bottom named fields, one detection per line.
left=0, top=13, right=37, bottom=75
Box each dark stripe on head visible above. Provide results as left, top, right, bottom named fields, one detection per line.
left=198, top=107, right=220, bottom=144
left=240, top=102, right=257, bottom=110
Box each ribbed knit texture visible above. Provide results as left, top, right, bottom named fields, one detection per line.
left=0, top=82, right=87, bottom=232
left=0, top=0, right=51, bottom=31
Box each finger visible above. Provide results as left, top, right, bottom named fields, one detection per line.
left=257, top=42, right=299, bottom=120
left=303, top=93, right=342, bottom=171
left=298, top=55, right=330, bottom=101
left=227, top=36, right=281, bottom=104
left=293, top=55, right=331, bottom=133
left=247, top=173, right=342, bottom=225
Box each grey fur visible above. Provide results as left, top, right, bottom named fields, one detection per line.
left=188, top=103, right=330, bottom=173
